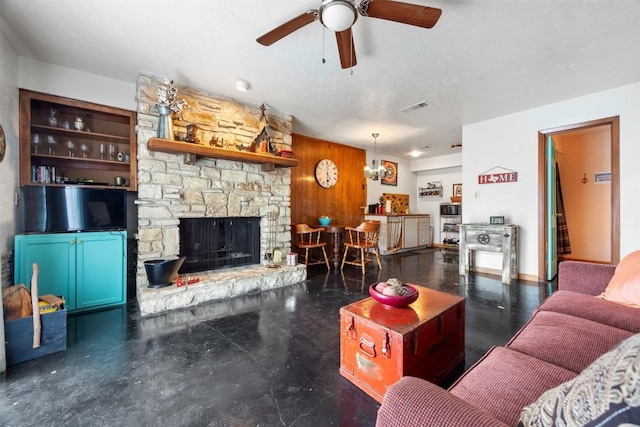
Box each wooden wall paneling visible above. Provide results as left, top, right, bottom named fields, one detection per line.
left=291, top=134, right=366, bottom=229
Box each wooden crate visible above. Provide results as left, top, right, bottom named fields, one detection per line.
left=340, top=286, right=465, bottom=403
left=4, top=307, right=67, bottom=366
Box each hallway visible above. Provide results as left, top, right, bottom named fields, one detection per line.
left=1, top=249, right=549, bottom=426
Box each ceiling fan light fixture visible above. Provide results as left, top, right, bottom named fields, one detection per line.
left=319, top=0, right=358, bottom=32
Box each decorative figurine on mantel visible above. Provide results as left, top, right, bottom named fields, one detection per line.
left=251, top=104, right=278, bottom=155
left=185, top=123, right=199, bottom=144
left=209, top=135, right=224, bottom=148
left=156, top=78, right=192, bottom=140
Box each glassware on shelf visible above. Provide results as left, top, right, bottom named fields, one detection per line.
left=74, top=117, right=84, bottom=131
left=66, top=140, right=76, bottom=157
left=80, top=143, right=89, bottom=158
left=108, top=143, right=116, bottom=161
left=99, top=143, right=105, bottom=160
left=46, top=135, right=57, bottom=155
left=32, top=133, right=43, bottom=154
left=47, top=108, right=59, bottom=127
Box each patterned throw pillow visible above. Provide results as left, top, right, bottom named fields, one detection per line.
left=518, top=333, right=640, bottom=427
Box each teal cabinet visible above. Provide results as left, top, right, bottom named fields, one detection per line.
left=14, top=231, right=126, bottom=312
left=14, top=233, right=76, bottom=308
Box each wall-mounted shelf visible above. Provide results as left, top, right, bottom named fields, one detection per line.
left=419, top=181, right=443, bottom=197
left=420, top=188, right=443, bottom=197
left=19, top=89, right=137, bottom=191
left=147, top=138, right=298, bottom=171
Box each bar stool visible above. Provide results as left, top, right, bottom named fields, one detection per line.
left=293, top=224, right=330, bottom=269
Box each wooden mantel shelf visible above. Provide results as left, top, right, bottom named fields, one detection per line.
left=147, top=138, right=298, bottom=171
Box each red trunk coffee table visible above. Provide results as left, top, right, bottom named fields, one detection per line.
left=339, top=285, right=465, bottom=403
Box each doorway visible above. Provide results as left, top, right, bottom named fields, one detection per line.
left=537, top=117, right=620, bottom=280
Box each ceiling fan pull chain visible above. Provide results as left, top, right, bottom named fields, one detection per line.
left=322, top=25, right=326, bottom=64
left=350, top=33, right=354, bottom=75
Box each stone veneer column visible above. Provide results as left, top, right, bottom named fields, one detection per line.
left=134, top=73, right=298, bottom=311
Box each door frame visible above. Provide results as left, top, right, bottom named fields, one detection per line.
left=537, top=116, right=620, bottom=280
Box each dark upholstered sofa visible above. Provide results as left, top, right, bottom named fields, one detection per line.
left=376, top=260, right=640, bottom=427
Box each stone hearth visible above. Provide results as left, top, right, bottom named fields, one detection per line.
left=138, top=264, right=306, bottom=317
left=135, top=72, right=301, bottom=316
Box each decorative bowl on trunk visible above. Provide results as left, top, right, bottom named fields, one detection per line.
left=369, top=283, right=419, bottom=307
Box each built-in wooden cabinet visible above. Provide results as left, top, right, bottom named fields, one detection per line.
left=19, top=89, right=137, bottom=191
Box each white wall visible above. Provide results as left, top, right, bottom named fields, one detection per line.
left=463, top=82, right=640, bottom=277
left=0, top=28, right=20, bottom=373
left=411, top=152, right=462, bottom=173
left=365, top=151, right=416, bottom=212
left=18, top=57, right=135, bottom=111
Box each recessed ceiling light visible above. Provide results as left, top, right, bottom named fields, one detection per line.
left=234, top=79, right=252, bottom=92
left=409, top=145, right=429, bottom=157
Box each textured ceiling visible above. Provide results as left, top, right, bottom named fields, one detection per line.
left=1, top=0, right=639, bottom=159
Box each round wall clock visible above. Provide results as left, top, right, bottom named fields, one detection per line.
left=315, top=158, right=338, bottom=188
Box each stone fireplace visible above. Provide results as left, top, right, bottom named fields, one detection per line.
left=179, top=217, right=261, bottom=273
left=134, top=73, right=305, bottom=316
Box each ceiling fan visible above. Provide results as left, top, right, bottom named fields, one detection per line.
left=256, top=0, right=442, bottom=69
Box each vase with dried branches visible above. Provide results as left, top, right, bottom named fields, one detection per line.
left=156, top=79, right=191, bottom=140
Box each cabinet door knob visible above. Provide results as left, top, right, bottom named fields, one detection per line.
left=69, top=241, right=75, bottom=245
left=77, top=240, right=82, bottom=244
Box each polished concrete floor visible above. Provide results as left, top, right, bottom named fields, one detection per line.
left=1, top=249, right=551, bottom=427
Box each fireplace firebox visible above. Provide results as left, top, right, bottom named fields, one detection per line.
left=179, top=217, right=260, bottom=274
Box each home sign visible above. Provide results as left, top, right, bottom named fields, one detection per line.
left=478, top=166, right=518, bottom=185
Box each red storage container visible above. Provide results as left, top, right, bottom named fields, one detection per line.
left=340, top=286, right=465, bottom=402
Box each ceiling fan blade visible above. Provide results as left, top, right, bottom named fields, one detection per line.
left=257, top=10, right=317, bottom=46
left=336, top=28, right=357, bottom=69
left=365, top=0, right=442, bottom=29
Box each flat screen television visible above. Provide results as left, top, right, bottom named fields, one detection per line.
left=23, top=186, right=126, bottom=233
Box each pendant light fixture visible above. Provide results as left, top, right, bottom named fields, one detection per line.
left=364, top=133, right=386, bottom=180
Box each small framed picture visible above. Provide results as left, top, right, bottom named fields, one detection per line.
left=452, top=183, right=462, bottom=197
left=381, top=160, right=398, bottom=186
left=490, top=216, right=505, bottom=225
